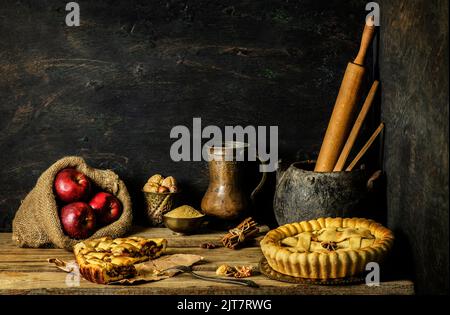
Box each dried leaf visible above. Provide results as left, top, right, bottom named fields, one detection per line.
left=47, top=258, right=78, bottom=273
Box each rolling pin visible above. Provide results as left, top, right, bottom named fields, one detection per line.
left=315, top=19, right=376, bottom=172
left=333, top=80, right=379, bottom=171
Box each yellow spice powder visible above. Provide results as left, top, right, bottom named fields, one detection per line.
left=165, top=205, right=204, bottom=218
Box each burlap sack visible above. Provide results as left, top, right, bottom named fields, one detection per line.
left=12, top=156, right=133, bottom=250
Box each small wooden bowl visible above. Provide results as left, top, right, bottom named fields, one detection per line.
left=162, top=214, right=205, bottom=234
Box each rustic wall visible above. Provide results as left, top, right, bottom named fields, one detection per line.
left=0, top=0, right=369, bottom=229
left=380, top=0, right=449, bottom=294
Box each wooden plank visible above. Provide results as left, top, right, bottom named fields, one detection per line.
left=0, top=247, right=263, bottom=272
left=0, top=229, right=266, bottom=249
left=0, top=247, right=262, bottom=262
left=0, top=271, right=414, bottom=295
left=0, top=246, right=262, bottom=256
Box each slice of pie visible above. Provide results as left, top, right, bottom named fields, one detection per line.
left=260, top=217, right=394, bottom=279
left=74, top=236, right=167, bottom=284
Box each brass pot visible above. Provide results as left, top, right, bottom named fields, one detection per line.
left=201, top=141, right=266, bottom=220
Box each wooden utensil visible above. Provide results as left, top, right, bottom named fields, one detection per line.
left=315, top=18, right=376, bottom=172
left=346, top=122, right=384, bottom=171
left=334, top=80, right=379, bottom=171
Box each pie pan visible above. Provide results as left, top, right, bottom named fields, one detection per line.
left=259, top=257, right=364, bottom=285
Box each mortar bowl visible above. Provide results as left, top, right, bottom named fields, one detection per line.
left=274, top=160, right=374, bottom=225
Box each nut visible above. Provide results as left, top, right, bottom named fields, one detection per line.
left=216, top=264, right=235, bottom=276
left=143, top=182, right=159, bottom=193
left=169, top=185, right=178, bottom=193
left=148, top=174, right=164, bottom=185
left=215, top=264, right=254, bottom=278
left=158, top=186, right=169, bottom=193
left=161, top=176, right=177, bottom=188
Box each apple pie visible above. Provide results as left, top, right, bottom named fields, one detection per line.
left=74, top=236, right=167, bottom=284
left=260, top=217, right=394, bottom=279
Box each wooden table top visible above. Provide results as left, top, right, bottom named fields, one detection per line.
left=0, top=227, right=414, bottom=295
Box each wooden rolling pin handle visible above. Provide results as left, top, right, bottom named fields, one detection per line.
left=354, top=17, right=376, bottom=66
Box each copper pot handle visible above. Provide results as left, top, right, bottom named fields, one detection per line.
left=250, top=155, right=268, bottom=202
left=367, top=170, right=382, bottom=192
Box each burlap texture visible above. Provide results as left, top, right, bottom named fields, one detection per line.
left=12, top=156, right=133, bottom=251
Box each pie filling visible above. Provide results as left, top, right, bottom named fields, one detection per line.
left=280, top=226, right=376, bottom=254
left=106, top=264, right=136, bottom=278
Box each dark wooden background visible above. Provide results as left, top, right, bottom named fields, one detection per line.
left=0, top=0, right=373, bottom=228
left=380, top=0, right=448, bottom=295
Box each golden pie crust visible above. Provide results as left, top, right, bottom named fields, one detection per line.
left=74, top=236, right=167, bottom=284
left=260, top=217, right=394, bottom=279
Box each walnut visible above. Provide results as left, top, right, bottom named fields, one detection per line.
left=148, top=174, right=164, bottom=185
left=161, top=176, right=177, bottom=189
left=158, top=186, right=169, bottom=193
left=143, top=182, right=159, bottom=193
left=169, top=185, right=178, bottom=193
left=216, top=264, right=235, bottom=276
left=144, top=174, right=179, bottom=194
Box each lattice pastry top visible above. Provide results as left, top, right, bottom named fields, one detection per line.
left=74, top=236, right=167, bottom=284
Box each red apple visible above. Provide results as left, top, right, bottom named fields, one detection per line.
left=60, top=202, right=96, bottom=239
left=54, top=169, right=91, bottom=203
left=89, top=192, right=122, bottom=226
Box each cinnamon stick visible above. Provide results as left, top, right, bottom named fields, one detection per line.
left=221, top=217, right=259, bottom=249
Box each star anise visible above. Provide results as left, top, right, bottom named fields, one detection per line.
left=233, top=266, right=253, bottom=278
left=321, top=241, right=338, bottom=251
